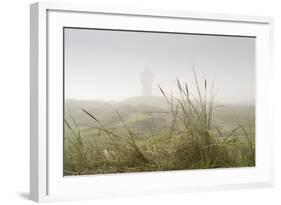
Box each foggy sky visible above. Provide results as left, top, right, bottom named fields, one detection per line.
left=64, top=28, right=255, bottom=103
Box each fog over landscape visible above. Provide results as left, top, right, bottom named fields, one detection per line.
left=64, top=28, right=255, bottom=104
left=63, top=28, right=256, bottom=176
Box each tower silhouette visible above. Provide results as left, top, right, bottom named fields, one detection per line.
left=140, top=70, right=154, bottom=96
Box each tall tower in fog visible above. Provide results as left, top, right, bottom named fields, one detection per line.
left=140, top=69, right=154, bottom=96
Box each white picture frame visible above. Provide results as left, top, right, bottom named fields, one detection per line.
left=30, top=2, right=274, bottom=202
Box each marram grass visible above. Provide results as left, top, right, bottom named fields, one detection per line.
left=64, top=75, right=255, bottom=175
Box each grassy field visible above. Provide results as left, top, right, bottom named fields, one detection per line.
left=64, top=76, right=255, bottom=176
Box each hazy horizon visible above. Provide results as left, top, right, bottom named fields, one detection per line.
left=64, top=28, right=255, bottom=104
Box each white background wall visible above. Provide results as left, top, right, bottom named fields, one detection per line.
left=0, top=0, right=280, bottom=204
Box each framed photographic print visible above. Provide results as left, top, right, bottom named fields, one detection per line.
left=30, top=2, right=274, bottom=202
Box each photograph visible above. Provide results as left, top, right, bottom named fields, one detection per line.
left=63, top=27, right=255, bottom=176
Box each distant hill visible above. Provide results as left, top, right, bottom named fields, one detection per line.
left=118, top=96, right=167, bottom=108
left=64, top=96, right=255, bottom=137
left=64, top=96, right=169, bottom=128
